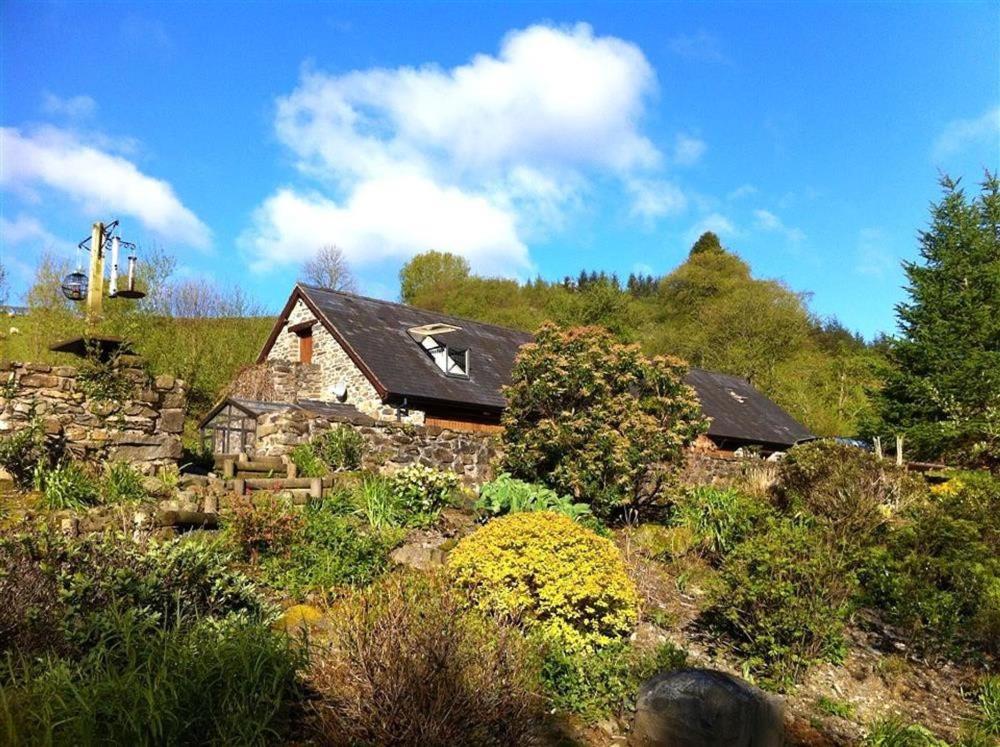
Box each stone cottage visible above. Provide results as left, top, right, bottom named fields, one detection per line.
left=200, top=283, right=813, bottom=461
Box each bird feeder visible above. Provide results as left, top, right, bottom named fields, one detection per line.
left=60, top=271, right=88, bottom=301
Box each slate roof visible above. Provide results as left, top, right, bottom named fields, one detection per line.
left=684, top=368, right=814, bottom=448
left=268, top=285, right=534, bottom=413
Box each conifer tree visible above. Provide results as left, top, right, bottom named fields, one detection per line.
left=870, top=174, right=1000, bottom=466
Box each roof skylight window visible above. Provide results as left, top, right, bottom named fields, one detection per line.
left=418, top=335, right=469, bottom=377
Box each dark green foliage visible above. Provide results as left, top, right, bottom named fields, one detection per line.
left=502, top=324, right=706, bottom=518
left=670, top=486, right=773, bottom=561
left=778, top=440, right=924, bottom=544
left=860, top=472, right=1000, bottom=655
left=33, top=462, right=100, bottom=510
left=689, top=230, right=725, bottom=256
left=708, top=517, right=856, bottom=689
left=0, top=419, right=48, bottom=489
left=867, top=174, right=1000, bottom=467
left=0, top=528, right=268, bottom=657
left=314, top=425, right=365, bottom=470
left=100, top=462, right=149, bottom=503
left=1, top=612, right=304, bottom=746
left=539, top=640, right=688, bottom=722
left=261, top=500, right=399, bottom=597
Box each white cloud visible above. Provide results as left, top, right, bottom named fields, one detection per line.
left=0, top=126, right=211, bottom=249
left=276, top=23, right=659, bottom=181
left=727, top=183, right=757, bottom=200
left=0, top=214, right=67, bottom=250
left=684, top=212, right=738, bottom=244
left=242, top=175, right=530, bottom=276
left=932, top=105, right=1000, bottom=160
left=856, top=227, right=895, bottom=277
left=753, top=208, right=805, bottom=243
left=668, top=31, right=728, bottom=64
left=627, top=178, right=688, bottom=220
left=247, top=23, right=672, bottom=272
left=41, top=93, right=97, bottom=119
left=672, top=133, right=706, bottom=166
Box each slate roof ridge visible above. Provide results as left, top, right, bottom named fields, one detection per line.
left=296, top=283, right=534, bottom=339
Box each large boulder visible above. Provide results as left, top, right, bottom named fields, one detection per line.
left=629, top=669, right=784, bottom=747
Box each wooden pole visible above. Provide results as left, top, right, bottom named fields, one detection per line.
left=895, top=435, right=904, bottom=466
left=86, top=222, right=105, bottom=329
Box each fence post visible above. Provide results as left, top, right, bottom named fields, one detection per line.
left=895, top=435, right=904, bottom=466
left=309, top=477, right=323, bottom=500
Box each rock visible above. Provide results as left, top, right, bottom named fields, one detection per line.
left=158, top=408, right=185, bottom=434
left=390, top=542, right=446, bottom=570
left=629, top=669, right=785, bottom=747
left=155, top=374, right=176, bottom=391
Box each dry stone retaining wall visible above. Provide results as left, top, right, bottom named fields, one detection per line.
left=254, top=406, right=498, bottom=484
left=0, top=360, right=187, bottom=474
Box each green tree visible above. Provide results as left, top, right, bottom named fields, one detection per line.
left=398, top=251, right=471, bottom=305
left=868, top=174, right=1000, bottom=467
left=689, top=230, right=725, bottom=256
left=501, top=324, right=706, bottom=518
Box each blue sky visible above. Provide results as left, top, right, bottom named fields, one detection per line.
left=2, top=1, right=997, bottom=338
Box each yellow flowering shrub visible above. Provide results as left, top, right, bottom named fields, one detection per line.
left=448, top=512, right=639, bottom=652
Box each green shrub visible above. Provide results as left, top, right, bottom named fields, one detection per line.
left=314, top=425, right=365, bottom=471
left=539, top=640, right=687, bottom=722
left=1, top=612, right=304, bottom=746
left=630, top=523, right=696, bottom=561
left=290, top=442, right=327, bottom=477
left=501, top=324, right=706, bottom=519
left=388, top=465, right=458, bottom=521
left=449, top=512, right=639, bottom=652
left=708, top=517, right=856, bottom=689
left=862, top=716, right=949, bottom=746
left=670, top=486, right=772, bottom=561
left=476, top=473, right=592, bottom=521
left=778, top=440, right=924, bottom=543
left=0, top=419, right=48, bottom=490
left=101, top=462, right=148, bottom=503
left=226, top=493, right=304, bottom=562
left=861, top=474, right=1000, bottom=655
left=33, top=462, right=99, bottom=510
left=262, top=502, right=399, bottom=598
left=1, top=528, right=268, bottom=656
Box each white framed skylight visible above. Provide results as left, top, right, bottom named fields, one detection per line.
left=418, top=335, right=469, bottom=377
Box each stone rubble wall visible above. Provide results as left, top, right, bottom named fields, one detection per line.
left=254, top=406, right=498, bottom=484
left=0, top=361, right=187, bottom=474
left=680, top=449, right=779, bottom=487
left=266, top=298, right=425, bottom=425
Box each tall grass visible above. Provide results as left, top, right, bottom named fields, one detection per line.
left=1, top=609, right=305, bottom=746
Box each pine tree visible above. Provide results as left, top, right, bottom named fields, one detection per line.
left=689, top=231, right=725, bottom=256
left=870, top=174, right=1000, bottom=466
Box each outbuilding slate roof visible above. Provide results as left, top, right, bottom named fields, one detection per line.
left=262, top=284, right=534, bottom=413
left=683, top=368, right=814, bottom=448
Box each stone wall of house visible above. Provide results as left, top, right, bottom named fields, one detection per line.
left=266, top=299, right=425, bottom=425
left=0, top=361, right=187, bottom=474
left=254, top=406, right=498, bottom=484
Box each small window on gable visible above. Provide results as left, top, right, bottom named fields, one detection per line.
left=409, top=324, right=469, bottom=378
